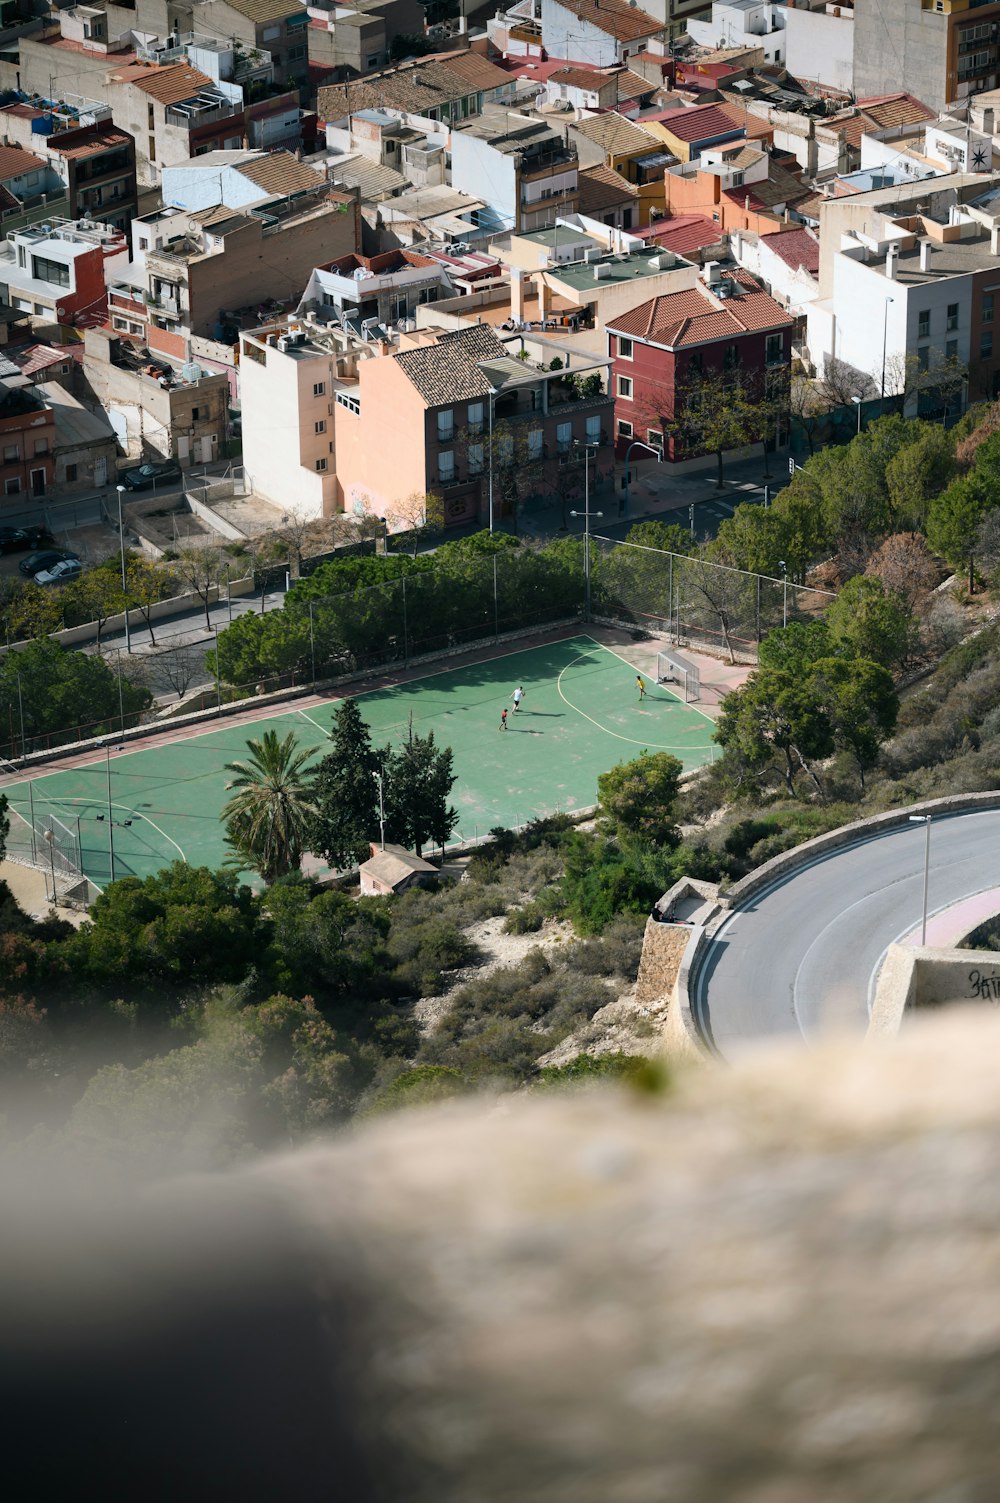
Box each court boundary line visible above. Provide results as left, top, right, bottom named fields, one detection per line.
left=580, top=633, right=720, bottom=730
left=555, top=653, right=714, bottom=756
left=295, top=707, right=329, bottom=739
left=9, top=792, right=189, bottom=867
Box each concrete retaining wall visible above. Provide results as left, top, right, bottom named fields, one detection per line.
left=0, top=577, right=257, bottom=653
left=678, top=790, right=1000, bottom=1054
left=869, top=943, right=1000, bottom=1037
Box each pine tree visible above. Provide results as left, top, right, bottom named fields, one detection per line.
left=309, top=698, right=380, bottom=871
left=382, top=721, right=458, bottom=858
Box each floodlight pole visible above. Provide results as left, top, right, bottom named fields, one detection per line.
left=622, top=438, right=662, bottom=516
left=569, top=441, right=601, bottom=622
left=116, top=485, right=131, bottom=654
left=105, top=742, right=115, bottom=884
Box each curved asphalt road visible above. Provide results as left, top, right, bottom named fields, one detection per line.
left=693, top=809, right=1000, bottom=1056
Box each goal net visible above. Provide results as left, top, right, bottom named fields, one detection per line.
left=657, top=649, right=700, bottom=703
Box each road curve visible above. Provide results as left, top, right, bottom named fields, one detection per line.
left=692, top=809, right=1000, bottom=1056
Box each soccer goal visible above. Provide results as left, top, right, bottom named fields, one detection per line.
left=657, top=648, right=700, bottom=703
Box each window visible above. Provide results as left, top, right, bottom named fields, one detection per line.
left=31, top=256, right=69, bottom=288
left=192, top=406, right=200, bottom=421
left=314, top=419, right=326, bottom=434
left=468, top=442, right=484, bottom=475
left=982, top=331, right=994, bottom=359
left=288, top=44, right=306, bottom=60
left=556, top=421, right=573, bottom=453
left=147, top=104, right=155, bottom=128
left=65, top=463, right=77, bottom=483
left=617, top=419, right=633, bottom=438
left=467, top=400, right=484, bottom=435
left=313, top=381, right=326, bottom=396
left=437, top=409, right=454, bottom=441
left=622, top=207, right=633, bottom=230
left=4, top=477, right=19, bottom=494
left=984, top=293, right=994, bottom=325
left=724, top=343, right=741, bottom=371
left=263, top=24, right=281, bottom=39
left=947, top=302, right=959, bottom=331
left=585, top=414, right=601, bottom=443
left=315, top=458, right=328, bottom=472
left=33, top=439, right=47, bottom=456
left=618, top=336, right=634, bottom=360
left=617, top=375, right=633, bottom=399
left=648, top=428, right=663, bottom=450
left=528, top=428, right=543, bottom=459
left=765, top=333, right=784, bottom=367
left=3, top=444, right=18, bottom=462
left=946, top=339, right=959, bottom=361
left=918, top=309, right=930, bottom=339
left=917, top=346, right=930, bottom=372
left=732, top=170, right=744, bottom=187
left=366, top=53, right=380, bottom=68
left=438, top=451, right=455, bottom=482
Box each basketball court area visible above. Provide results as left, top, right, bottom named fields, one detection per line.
left=5, top=630, right=727, bottom=890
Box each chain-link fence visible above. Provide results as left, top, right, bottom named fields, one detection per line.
left=6, top=805, right=98, bottom=908
left=591, top=536, right=836, bottom=662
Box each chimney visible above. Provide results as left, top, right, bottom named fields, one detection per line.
left=745, top=194, right=751, bottom=211
left=731, top=229, right=742, bottom=258
left=992, top=222, right=1000, bottom=255
left=919, top=241, right=932, bottom=273
left=885, top=246, right=897, bottom=280
left=702, top=259, right=719, bottom=284
left=510, top=266, right=525, bottom=323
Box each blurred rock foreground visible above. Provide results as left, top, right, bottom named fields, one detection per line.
left=5, top=1010, right=1000, bottom=1501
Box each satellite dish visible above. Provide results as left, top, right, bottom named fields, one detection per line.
left=56, top=306, right=67, bottom=318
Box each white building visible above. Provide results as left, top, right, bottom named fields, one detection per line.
left=239, top=318, right=363, bottom=519
left=539, top=0, right=666, bottom=67
left=730, top=225, right=820, bottom=317
left=806, top=180, right=1000, bottom=408
left=687, top=1, right=789, bottom=66
left=784, top=2, right=854, bottom=97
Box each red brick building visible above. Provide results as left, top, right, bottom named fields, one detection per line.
left=606, top=267, right=793, bottom=463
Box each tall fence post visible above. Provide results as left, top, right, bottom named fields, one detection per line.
left=117, top=647, right=125, bottom=732
left=309, top=601, right=316, bottom=684
left=402, top=575, right=408, bottom=669
left=493, top=553, right=499, bottom=643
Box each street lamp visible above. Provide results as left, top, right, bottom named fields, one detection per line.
left=880, top=294, right=895, bottom=413
left=852, top=394, right=863, bottom=436
left=116, top=485, right=132, bottom=654
left=485, top=383, right=498, bottom=533
left=622, top=438, right=662, bottom=517
left=778, top=558, right=788, bottom=628
left=569, top=440, right=601, bottom=622
left=908, top=813, right=932, bottom=946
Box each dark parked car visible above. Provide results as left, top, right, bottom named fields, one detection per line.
left=19, top=548, right=79, bottom=578
left=0, top=525, right=52, bottom=553
left=35, top=558, right=83, bottom=586
left=120, top=459, right=183, bottom=492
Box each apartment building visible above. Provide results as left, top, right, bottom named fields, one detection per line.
left=317, top=51, right=515, bottom=125
left=108, top=62, right=245, bottom=186
left=82, top=324, right=231, bottom=463
left=853, top=0, right=1000, bottom=115
left=606, top=266, right=793, bottom=462
left=195, top=0, right=310, bottom=88
left=106, top=151, right=358, bottom=356
left=297, top=249, right=456, bottom=331
left=306, top=0, right=427, bottom=80
left=0, top=379, right=55, bottom=501
left=540, top=0, right=666, bottom=66
left=567, top=113, right=668, bottom=225
left=0, top=217, right=126, bottom=327
left=451, top=109, right=579, bottom=234
left=332, top=322, right=614, bottom=528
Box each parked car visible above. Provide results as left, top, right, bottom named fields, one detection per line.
left=34, top=558, right=83, bottom=586
left=120, top=459, right=183, bottom=492
left=0, top=525, right=52, bottom=554
left=19, top=548, right=79, bottom=578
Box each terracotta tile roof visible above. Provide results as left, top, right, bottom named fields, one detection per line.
left=606, top=269, right=792, bottom=348
left=552, top=0, right=663, bottom=42
left=633, top=213, right=724, bottom=255
left=616, top=68, right=655, bottom=101
left=12, top=344, right=69, bottom=376
left=189, top=203, right=254, bottom=229
left=655, top=102, right=745, bottom=144
left=237, top=151, right=324, bottom=197
left=549, top=65, right=610, bottom=91
left=319, top=56, right=503, bottom=119
left=763, top=225, right=819, bottom=276
left=722, top=162, right=810, bottom=213
left=126, top=64, right=216, bottom=105
left=0, top=144, right=46, bottom=181
left=394, top=323, right=506, bottom=406
left=714, top=101, right=774, bottom=140
left=428, top=50, right=513, bottom=93
left=329, top=155, right=407, bottom=199
left=856, top=92, right=936, bottom=128
left=576, top=163, right=637, bottom=214
left=571, top=112, right=660, bottom=158
left=210, top=0, right=302, bottom=21
left=48, top=129, right=132, bottom=160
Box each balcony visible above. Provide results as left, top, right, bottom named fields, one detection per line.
left=165, top=99, right=239, bottom=130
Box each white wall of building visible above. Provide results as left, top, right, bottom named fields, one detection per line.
left=451, top=131, right=519, bottom=227
left=730, top=229, right=819, bottom=315
left=240, top=337, right=338, bottom=518
left=784, top=6, right=854, bottom=97
left=687, top=2, right=788, bottom=64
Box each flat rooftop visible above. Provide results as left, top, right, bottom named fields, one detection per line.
left=872, top=233, right=1000, bottom=283
left=516, top=227, right=595, bottom=248
left=553, top=246, right=690, bottom=291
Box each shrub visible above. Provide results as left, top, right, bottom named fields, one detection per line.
left=503, top=902, right=545, bottom=934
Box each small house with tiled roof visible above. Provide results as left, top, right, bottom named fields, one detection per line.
left=541, top=0, right=666, bottom=67
left=605, top=266, right=793, bottom=463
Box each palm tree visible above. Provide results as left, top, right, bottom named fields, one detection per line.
left=222, top=728, right=318, bottom=883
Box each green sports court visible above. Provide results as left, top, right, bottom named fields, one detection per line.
left=7, top=634, right=718, bottom=889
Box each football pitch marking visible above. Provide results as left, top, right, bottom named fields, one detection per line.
left=556, top=638, right=718, bottom=755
